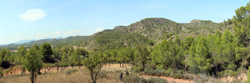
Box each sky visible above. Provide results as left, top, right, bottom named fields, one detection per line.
left=0, top=0, right=249, bottom=45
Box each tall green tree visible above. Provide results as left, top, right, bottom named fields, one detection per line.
left=24, top=48, right=43, bottom=83
left=16, top=46, right=27, bottom=65
left=117, top=48, right=131, bottom=67
left=40, top=43, right=53, bottom=62
left=134, top=46, right=150, bottom=71
left=151, top=36, right=185, bottom=70
left=151, top=40, right=169, bottom=69
left=232, top=2, right=250, bottom=46
left=83, top=54, right=103, bottom=83
left=188, top=35, right=211, bottom=74
left=167, top=36, right=185, bottom=69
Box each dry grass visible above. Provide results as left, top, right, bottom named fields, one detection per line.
left=0, top=64, right=247, bottom=83
left=0, top=69, right=122, bottom=83
left=0, top=64, right=132, bottom=83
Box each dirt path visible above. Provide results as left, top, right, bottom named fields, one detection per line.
left=141, top=75, right=195, bottom=83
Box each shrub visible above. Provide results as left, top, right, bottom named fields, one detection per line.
left=146, top=63, right=156, bottom=70
left=98, top=71, right=108, bottom=78
left=173, top=73, right=183, bottom=79
left=122, top=75, right=142, bottom=83
left=183, top=73, right=194, bottom=80
left=165, top=68, right=173, bottom=76
left=131, top=65, right=142, bottom=73
left=66, top=69, right=78, bottom=75
left=220, top=69, right=239, bottom=77
left=143, top=68, right=166, bottom=76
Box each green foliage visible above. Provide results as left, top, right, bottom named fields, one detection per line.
left=150, top=40, right=169, bottom=69
left=40, top=42, right=53, bottom=62
left=232, top=2, right=250, bottom=46
left=83, top=53, right=103, bottom=83
left=151, top=36, right=185, bottom=70
left=24, top=48, right=43, bottom=83
left=0, top=67, right=3, bottom=77
left=24, top=48, right=43, bottom=72
left=134, top=46, right=150, bottom=71
left=0, top=48, right=10, bottom=62
left=188, top=35, right=211, bottom=74
left=16, top=46, right=26, bottom=65
left=165, top=68, right=174, bottom=76
left=143, top=68, right=166, bottom=76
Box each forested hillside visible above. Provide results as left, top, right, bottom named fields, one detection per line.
left=0, top=17, right=233, bottom=51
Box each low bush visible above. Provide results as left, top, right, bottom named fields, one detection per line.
left=173, top=70, right=183, bottom=79
left=98, top=71, right=108, bottom=78
left=146, top=63, right=156, bottom=70
left=173, top=73, right=183, bottom=79
left=66, top=69, right=78, bottom=75
left=131, top=65, right=142, bottom=73
left=182, top=73, right=194, bottom=80
left=165, top=68, right=173, bottom=76
left=218, top=69, right=239, bottom=77
left=143, top=68, right=166, bottom=76
left=122, top=75, right=142, bottom=83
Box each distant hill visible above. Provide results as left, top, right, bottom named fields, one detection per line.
left=14, top=39, right=36, bottom=44
left=0, top=18, right=233, bottom=50
left=0, top=36, right=88, bottom=50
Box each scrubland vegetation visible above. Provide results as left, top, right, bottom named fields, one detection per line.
left=0, top=1, right=250, bottom=83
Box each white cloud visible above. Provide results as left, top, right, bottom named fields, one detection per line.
left=68, top=30, right=80, bottom=35
left=96, top=28, right=104, bottom=32
left=19, top=9, right=46, bottom=21
left=35, top=31, right=63, bottom=39
left=31, top=30, right=81, bottom=40
left=55, top=31, right=62, bottom=35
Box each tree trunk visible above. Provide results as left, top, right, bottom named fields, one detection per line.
left=91, top=71, right=96, bottom=83
left=31, top=71, right=35, bottom=83
left=142, top=61, right=145, bottom=71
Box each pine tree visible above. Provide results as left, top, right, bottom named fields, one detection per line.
left=188, top=35, right=211, bottom=73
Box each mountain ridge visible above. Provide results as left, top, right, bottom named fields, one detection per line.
left=0, top=18, right=233, bottom=50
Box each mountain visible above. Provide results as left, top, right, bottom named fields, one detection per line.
left=14, top=39, right=36, bottom=44
left=81, top=18, right=233, bottom=50
left=0, top=18, right=233, bottom=50
left=0, top=36, right=89, bottom=50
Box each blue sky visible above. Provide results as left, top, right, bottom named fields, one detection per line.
left=0, top=0, right=249, bottom=44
